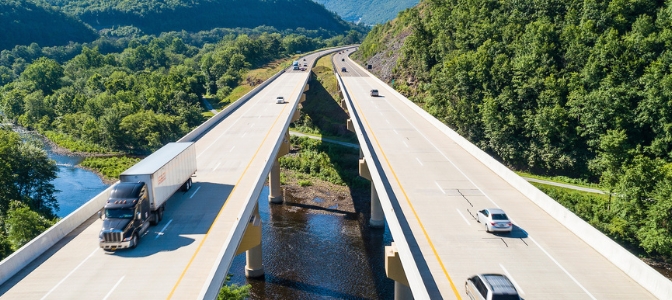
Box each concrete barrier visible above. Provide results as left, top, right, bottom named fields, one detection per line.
left=349, top=58, right=672, bottom=299
left=332, top=54, right=431, bottom=299
left=0, top=182, right=117, bottom=285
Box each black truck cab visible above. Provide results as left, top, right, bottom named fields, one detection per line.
left=99, top=182, right=151, bottom=251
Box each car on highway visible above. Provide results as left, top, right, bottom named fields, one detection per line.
left=275, top=96, right=285, bottom=104
left=342, top=58, right=345, bottom=61
left=303, top=58, right=306, bottom=61
left=341, top=67, right=347, bottom=72
left=466, top=274, right=521, bottom=300
left=477, top=208, right=512, bottom=233
left=370, top=89, right=379, bottom=97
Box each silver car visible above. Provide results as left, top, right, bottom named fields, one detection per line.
left=477, top=208, right=512, bottom=233
left=466, top=273, right=521, bottom=300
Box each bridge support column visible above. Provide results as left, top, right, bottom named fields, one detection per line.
left=347, top=119, right=355, bottom=132
left=386, top=242, right=413, bottom=300
left=359, top=158, right=384, bottom=228
left=269, top=131, right=290, bottom=204
left=236, top=204, right=264, bottom=278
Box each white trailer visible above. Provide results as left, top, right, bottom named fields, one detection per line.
left=120, top=142, right=196, bottom=214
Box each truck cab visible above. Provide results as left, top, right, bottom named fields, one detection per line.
left=99, top=182, right=151, bottom=251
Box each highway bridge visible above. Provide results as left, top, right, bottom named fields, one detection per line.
left=0, top=46, right=671, bottom=299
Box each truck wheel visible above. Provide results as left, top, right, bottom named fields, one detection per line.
left=157, top=207, right=164, bottom=222
left=130, top=234, right=139, bottom=249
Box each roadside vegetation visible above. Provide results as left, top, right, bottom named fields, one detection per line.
left=291, top=55, right=357, bottom=144
left=0, top=128, right=58, bottom=261
left=355, top=0, right=672, bottom=263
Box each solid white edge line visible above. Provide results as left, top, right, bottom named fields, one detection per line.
left=189, top=186, right=201, bottom=199
left=528, top=237, right=596, bottom=300
left=456, top=209, right=470, bottom=226
left=499, top=264, right=525, bottom=295
left=102, top=276, right=125, bottom=300
left=41, top=248, right=98, bottom=300
left=416, top=157, right=423, bottom=166
left=435, top=181, right=445, bottom=194
left=156, top=219, right=174, bottom=239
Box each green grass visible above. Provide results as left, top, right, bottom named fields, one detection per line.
left=515, top=170, right=605, bottom=190
left=43, top=131, right=113, bottom=153
left=80, top=156, right=141, bottom=181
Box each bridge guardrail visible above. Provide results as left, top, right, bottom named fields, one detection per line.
left=333, top=53, right=432, bottom=299
left=348, top=56, right=672, bottom=299
left=0, top=60, right=290, bottom=287
left=200, top=47, right=350, bottom=299
left=0, top=182, right=117, bottom=285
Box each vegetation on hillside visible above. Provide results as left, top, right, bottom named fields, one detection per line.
left=0, top=0, right=98, bottom=51
left=43, top=0, right=361, bottom=35
left=355, top=0, right=672, bottom=260
left=313, top=0, right=419, bottom=25
left=291, top=55, right=357, bottom=143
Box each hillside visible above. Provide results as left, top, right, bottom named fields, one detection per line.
left=0, top=0, right=98, bottom=50
left=43, top=0, right=356, bottom=35
left=313, top=0, right=418, bottom=25
left=355, top=0, right=672, bottom=261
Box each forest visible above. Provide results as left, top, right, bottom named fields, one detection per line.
left=42, top=0, right=358, bottom=35
left=355, top=0, right=672, bottom=260
left=0, top=0, right=98, bottom=51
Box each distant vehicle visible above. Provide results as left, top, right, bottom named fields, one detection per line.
left=292, top=61, right=300, bottom=70
left=303, top=58, right=306, bottom=61
left=342, top=58, right=345, bottom=61
left=341, top=67, right=347, bottom=72
left=466, top=274, right=521, bottom=300
left=98, top=143, right=196, bottom=251
left=276, top=96, right=285, bottom=104
left=477, top=208, right=512, bottom=233
left=303, top=63, right=307, bottom=67
left=370, top=89, right=379, bottom=97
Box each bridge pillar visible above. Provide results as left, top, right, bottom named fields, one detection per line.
left=359, top=158, right=384, bottom=228
left=303, top=84, right=309, bottom=92
left=386, top=242, right=413, bottom=300
left=269, top=131, right=290, bottom=204
left=341, top=99, right=348, bottom=111
left=347, top=119, right=355, bottom=132
left=300, top=93, right=306, bottom=103
left=236, top=204, right=264, bottom=278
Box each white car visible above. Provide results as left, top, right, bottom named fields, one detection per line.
left=370, top=89, right=379, bottom=97
left=275, top=96, right=285, bottom=104
left=477, top=208, right=512, bottom=233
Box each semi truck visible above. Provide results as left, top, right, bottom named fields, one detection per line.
left=98, top=142, right=197, bottom=251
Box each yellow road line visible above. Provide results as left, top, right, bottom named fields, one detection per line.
left=167, top=77, right=303, bottom=299
left=343, top=78, right=462, bottom=299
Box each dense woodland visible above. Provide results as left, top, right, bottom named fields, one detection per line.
left=313, top=0, right=419, bottom=24
left=356, top=0, right=672, bottom=259
left=0, top=0, right=97, bottom=51
left=42, top=0, right=357, bottom=35
left=0, top=0, right=363, bottom=51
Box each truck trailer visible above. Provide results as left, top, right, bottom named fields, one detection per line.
left=98, top=142, right=197, bottom=251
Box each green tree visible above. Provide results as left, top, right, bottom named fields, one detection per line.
left=4, top=201, right=55, bottom=251
left=20, top=57, right=63, bottom=94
